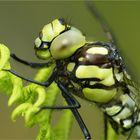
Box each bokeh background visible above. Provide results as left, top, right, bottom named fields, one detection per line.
left=0, top=1, right=140, bottom=139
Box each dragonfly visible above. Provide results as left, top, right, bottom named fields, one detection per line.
left=4, top=1, right=140, bottom=140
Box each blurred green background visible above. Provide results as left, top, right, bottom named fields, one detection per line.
left=0, top=1, right=140, bottom=139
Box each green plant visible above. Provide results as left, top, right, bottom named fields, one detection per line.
left=0, top=44, right=73, bottom=140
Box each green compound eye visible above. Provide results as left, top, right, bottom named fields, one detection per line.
left=50, top=27, right=86, bottom=59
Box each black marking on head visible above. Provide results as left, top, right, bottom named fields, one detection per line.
left=58, top=18, right=66, bottom=25
left=59, top=17, right=71, bottom=31
left=34, top=41, right=51, bottom=50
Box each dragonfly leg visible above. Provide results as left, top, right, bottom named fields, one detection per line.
left=11, top=53, right=53, bottom=68
left=4, top=69, right=57, bottom=87
left=57, top=80, right=91, bottom=140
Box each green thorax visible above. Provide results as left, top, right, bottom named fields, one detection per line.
left=60, top=43, right=125, bottom=103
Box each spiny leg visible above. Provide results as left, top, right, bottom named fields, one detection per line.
left=85, top=1, right=117, bottom=45
left=40, top=104, right=80, bottom=110
left=40, top=82, right=81, bottom=110
left=37, top=101, right=80, bottom=114
left=4, top=69, right=57, bottom=87
left=11, top=53, right=53, bottom=68
left=57, top=81, right=91, bottom=140
left=38, top=89, right=81, bottom=112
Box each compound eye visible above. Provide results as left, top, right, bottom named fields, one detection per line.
left=34, top=37, right=42, bottom=48
left=50, top=28, right=85, bottom=59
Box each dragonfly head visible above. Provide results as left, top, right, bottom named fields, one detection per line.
left=34, top=18, right=86, bottom=60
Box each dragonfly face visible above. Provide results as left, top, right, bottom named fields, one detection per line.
left=34, top=18, right=86, bottom=60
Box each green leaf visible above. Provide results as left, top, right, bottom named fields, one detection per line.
left=0, top=44, right=74, bottom=140
left=107, top=122, right=118, bottom=140
left=8, top=74, right=23, bottom=106
left=53, top=109, right=73, bottom=139
left=0, top=44, right=10, bottom=70
left=11, top=103, right=32, bottom=122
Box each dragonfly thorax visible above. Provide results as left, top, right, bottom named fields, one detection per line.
left=56, top=42, right=140, bottom=134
